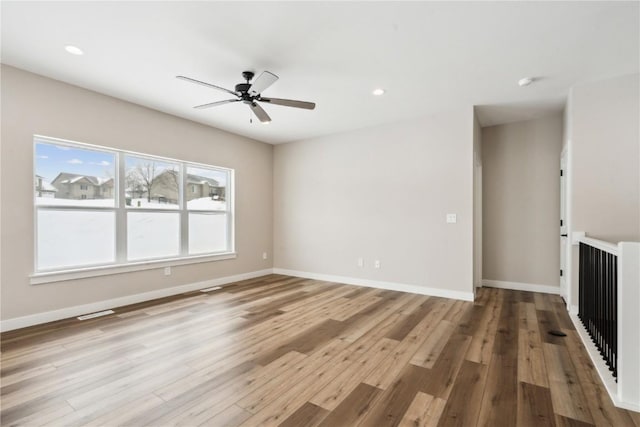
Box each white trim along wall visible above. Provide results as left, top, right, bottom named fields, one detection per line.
left=0, top=269, right=272, bottom=332
left=1, top=268, right=477, bottom=332
left=274, top=268, right=475, bottom=302
left=481, top=279, right=560, bottom=295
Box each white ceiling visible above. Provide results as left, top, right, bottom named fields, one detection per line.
left=2, top=2, right=638, bottom=144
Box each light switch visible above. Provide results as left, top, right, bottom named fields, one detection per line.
left=446, top=214, right=457, bottom=224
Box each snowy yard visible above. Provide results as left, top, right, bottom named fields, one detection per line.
left=36, top=197, right=227, bottom=270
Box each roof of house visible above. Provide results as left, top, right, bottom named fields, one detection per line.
left=52, top=172, right=113, bottom=186
left=186, top=173, right=219, bottom=187
left=158, top=170, right=220, bottom=187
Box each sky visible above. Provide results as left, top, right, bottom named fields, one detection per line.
left=36, top=142, right=115, bottom=183
left=36, top=141, right=227, bottom=186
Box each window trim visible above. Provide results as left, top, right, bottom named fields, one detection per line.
left=33, top=134, right=235, bottom=279
left=29, top=252, right=237, bottom=285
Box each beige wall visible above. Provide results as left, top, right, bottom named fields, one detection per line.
left=274, top=108, right=475, bottom=296
left=567, top=73, right=640, bottom=308
left=0, top=65, right=273, bottom=320
left=482, top=115, right=563, bottom=286
left=570, top=73, right=640, bottom=242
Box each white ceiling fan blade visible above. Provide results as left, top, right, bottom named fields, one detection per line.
left=249, top=102, right=271, bottom=123
left=248, top=71, right=278, bottom=96
left=176, top=75, right=239, bottom=96
left=259, top=97, right=315, bottom=110
left=194, top=99, right=239, bottom=109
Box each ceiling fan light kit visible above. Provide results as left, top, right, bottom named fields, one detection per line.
left=177, top=70, right=316, bottom=124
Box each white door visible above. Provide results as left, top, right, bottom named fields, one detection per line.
left=560, top=149, right=568, bottom=300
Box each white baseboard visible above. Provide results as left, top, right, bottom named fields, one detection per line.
left=568, top=312, right=640, bottom=412
left=615, top=401, right=640, bottom=413
left=0, top=269, right=274, bottom=332
left=482, top=279, right=560, bottom=295
left=273, top=268, right=474, bottom=302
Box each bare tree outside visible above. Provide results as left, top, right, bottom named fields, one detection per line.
left=125, top=170, right=145, bottom=199
left=124, top=156, right=180, bottom=208
left=133, top=162, right=157, bottom=202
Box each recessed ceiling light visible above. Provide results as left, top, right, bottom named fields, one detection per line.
left=64, top=45, right=84, bottom=56
left=518, top=77, right=533, bottom=87
left=372, top=88, right=385, bottom=96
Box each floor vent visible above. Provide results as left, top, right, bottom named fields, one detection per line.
left=200, top=286, right=222, bottom=292
left=77, top=310, right=115, bottom=320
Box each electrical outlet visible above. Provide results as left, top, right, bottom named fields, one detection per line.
left=374, top=260, right=381, bottom=269
left=164, top=266, right=171, bottom=276
left=446, top=213, right=457, bottom=224
left=357, top=257, right=364, bottom=268
left=262, top=252, right=268, bottom=260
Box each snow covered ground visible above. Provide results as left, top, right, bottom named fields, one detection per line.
left=36, top=197, right=228, bottom=270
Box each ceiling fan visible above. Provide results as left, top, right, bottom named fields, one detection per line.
left=176, top=71, right=316, bottom=123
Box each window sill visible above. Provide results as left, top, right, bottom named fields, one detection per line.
left=30, top=252, right=237, bottom=285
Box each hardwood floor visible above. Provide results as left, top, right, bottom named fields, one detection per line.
left=1, top=275, right=637, bottom=426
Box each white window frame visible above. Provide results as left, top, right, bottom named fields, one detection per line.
left=31, top=135, right=235, bottom=284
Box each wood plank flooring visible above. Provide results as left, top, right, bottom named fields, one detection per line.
left=1, top=275, right=638, bottom=426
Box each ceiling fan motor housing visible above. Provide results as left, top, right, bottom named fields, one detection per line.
left=238, top=71, right=257, bottom=103
left=235, top=83, right=252, bottom=94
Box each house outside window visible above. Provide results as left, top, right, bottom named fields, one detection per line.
left=34, top=136, right=234, bottom=273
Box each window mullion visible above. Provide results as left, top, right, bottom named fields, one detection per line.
left=116, top=152, right=127, bottom=262
left=180, top=162, right=188, bottom=256
left=228, top=170, right=234, bottom=253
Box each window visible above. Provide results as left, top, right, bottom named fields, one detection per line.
left=34, top=136, right=234, bottom=273
left=186, top=165, right=229, bottom=255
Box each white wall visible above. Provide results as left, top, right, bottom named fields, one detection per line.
left=274, top=108, right=475, bottom=299
left=0, top=65, right=274, bottom=321
left=482, top=115, right=563, bottom=288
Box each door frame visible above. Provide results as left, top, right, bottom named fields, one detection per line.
left=474, top=151, right=483, bottom=290
left=560, top=144, right=572, bottom=307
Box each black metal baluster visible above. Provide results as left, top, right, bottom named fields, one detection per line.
left=579, top=243, right=584, bottom=323
left=578, top=242, right=618, bottom=380
left=608, top=252, right=612, bottom=370
left=608, top=252, right=613, bottom=372
left=605, top=253, right=613, bottom=371
left=612, top=254, right=618, bottom=378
